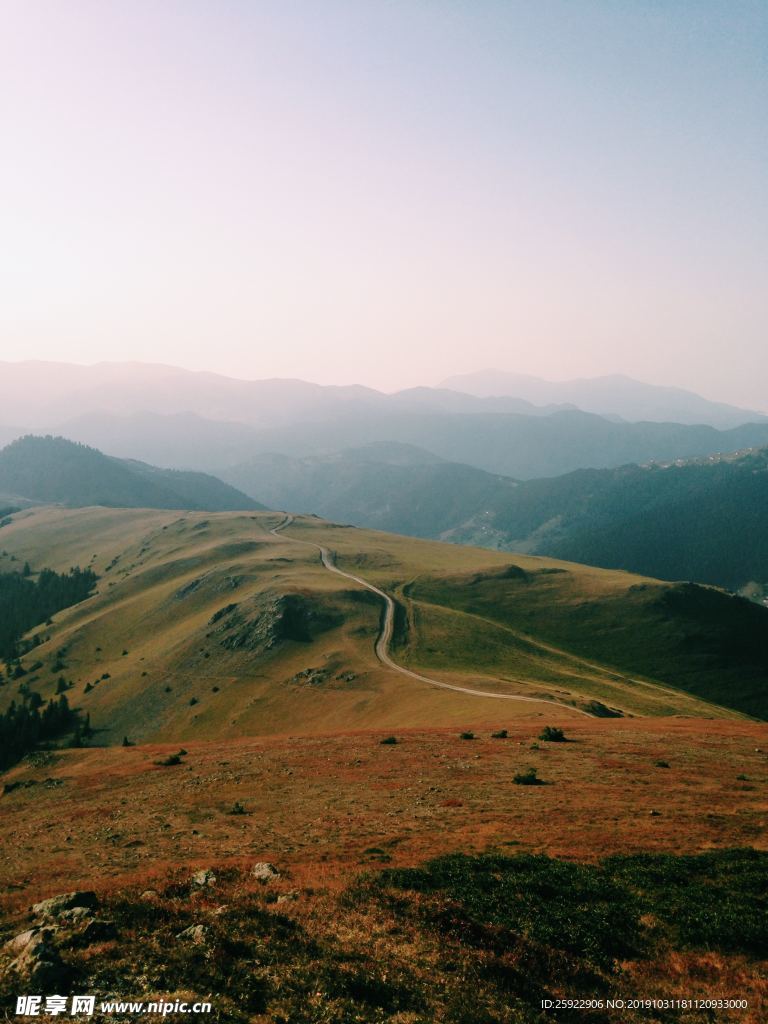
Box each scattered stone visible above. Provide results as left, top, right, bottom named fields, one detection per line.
left=276, top=890, right=299, bottom=904
left=291, top=667, right=329, bottom=687
left=251, top=862, right=280, bottom=883
left=191, top=869, right=217, bottom=888
left=31, top=891, right=99, bottom=919
left=176, top=924, right=208, bottom=944
left=11, top=932, right=69, bottom=987
left=6, top=928, right=41, bottom=953
left=140, top=889, right=159, bottom=900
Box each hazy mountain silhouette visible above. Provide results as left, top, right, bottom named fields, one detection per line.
left=441, top=370, right=767, bottom=428
left=0, top=436, right=263, bottom=511
left=4, top=361, right=768, bottom=481
left=218, top=410, right=768, bottom=479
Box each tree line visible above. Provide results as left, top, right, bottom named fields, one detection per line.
left=0, top=565, right=97, bottom=660
left=0, top=693, right=82, bottom=771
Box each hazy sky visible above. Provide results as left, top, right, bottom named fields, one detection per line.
left=1, top=1, right=765, bottom=405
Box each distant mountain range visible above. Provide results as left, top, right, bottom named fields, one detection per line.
left=224, top=442, right=768, bottom=591
left=3, top=362, right=768, bottom=482
left=213, top=410, right=768, bottom=480
left=0, top=436, right=262, bottom=511
left=441, top=370, right=767, bottom=429
left=0, top=361, right=562, bottom=433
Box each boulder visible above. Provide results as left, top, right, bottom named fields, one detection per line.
left=251, top=862, right=280, bottom=883
left=31, top=891, right=98, bottom=919
left=191, top=869, right=217, bottom=888
left=176, top=924, right=208, bottom=944
left=6, top=928, right=42, bottom=953
left=11, top=932, right=69, bottom=988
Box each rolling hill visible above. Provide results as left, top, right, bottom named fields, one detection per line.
left=0, top=507, right=766, bottom=751
left=224, top=443, right=768, bottom=592
left=0, top=436, right=263, bottom=512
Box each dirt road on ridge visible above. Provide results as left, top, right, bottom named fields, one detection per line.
left=270, top=515, right=593, bottom=718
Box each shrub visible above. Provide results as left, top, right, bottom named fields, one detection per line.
left=539, top=726, right=566, bottom=742
left=156, top=753, right=182, bottom=767
left=655, top=760, right=671, bottom=768
left=459, top=731, right=474, bottom=740
left=491, top=729, right=508, bottom=739
left=229, top=801, right=247, bottom=815
left=513, top=767, right=543, bottom=786
left=380, top=736, right=398, bottom=745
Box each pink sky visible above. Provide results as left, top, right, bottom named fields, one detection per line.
left=0, top=1, right=765, bottom=407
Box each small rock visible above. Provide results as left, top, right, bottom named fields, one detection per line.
left=276, top=890, right=299, bottom=904
left=176, top=924, right=207, bottom=944
left=6, top=927, right=42, bottom=953
left=251, top=862, right=280, bottom=883
left=31, top=891, right=99, bottom=919
left=140, top=889, right=159, bottom=900
left=191, top=869, right=217, bottom=888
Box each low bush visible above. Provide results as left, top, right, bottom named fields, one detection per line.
left=539, top=725, right=566, bottom=742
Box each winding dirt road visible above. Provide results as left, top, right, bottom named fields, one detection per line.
left=270, top=515, right=593, bottom=717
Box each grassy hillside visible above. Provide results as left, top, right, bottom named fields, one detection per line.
left=0, top=508, right=764, bottom=751
left=0, top=435, right=262, bottom=511
left=231, top=443, right=768, bottom=592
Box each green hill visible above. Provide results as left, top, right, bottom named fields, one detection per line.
left=0, top=435, right=264, bottom=512
left=0, top=508, right=766, bottom=746
left=226, top=443, right=768, bottom=592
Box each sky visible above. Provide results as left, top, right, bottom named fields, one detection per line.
left=0, top=0, right=766, bottom=406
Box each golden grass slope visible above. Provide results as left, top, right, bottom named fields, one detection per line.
left=0, top=507, right=748, bottom=744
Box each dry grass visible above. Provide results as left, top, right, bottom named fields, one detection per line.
left=1, top=717, right=765, bottom=912
left=0, top=509, right=746, bottom=746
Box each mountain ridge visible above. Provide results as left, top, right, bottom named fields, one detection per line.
left=0, top=435, right=263, bottom=512
left=440, top=369, right=767, bottom=428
